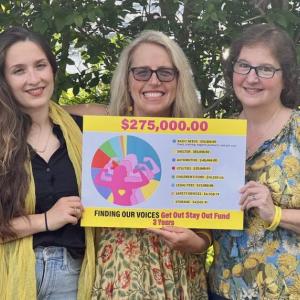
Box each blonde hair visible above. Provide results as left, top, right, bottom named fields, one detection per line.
left=109, top=30, right=201, bottom=117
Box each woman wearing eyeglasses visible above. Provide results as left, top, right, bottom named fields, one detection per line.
left=88, top=30, right=210, bottom=300
left=208, top=23, right=300, bottom=300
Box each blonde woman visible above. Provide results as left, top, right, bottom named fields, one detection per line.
left=66, top=30, right=210, bottom=299
left=94, top=30, right=209, bottom=300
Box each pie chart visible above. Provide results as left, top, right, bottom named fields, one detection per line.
left=91, top=135, right=161, bottom=206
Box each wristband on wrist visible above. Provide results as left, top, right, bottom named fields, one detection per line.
left=266, top=205, right=282, bottom=231
left=44, top=212, right=49, bottom=231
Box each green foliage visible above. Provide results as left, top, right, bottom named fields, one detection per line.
left=0, top=0, right=299, bottom=116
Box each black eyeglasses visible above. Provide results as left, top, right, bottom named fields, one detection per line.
left=130, top=67, right=178, bottom=82
left=233, top=61, right=281, bottom=79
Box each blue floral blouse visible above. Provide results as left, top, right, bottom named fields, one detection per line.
left=209, top=110, right=300, bottom=299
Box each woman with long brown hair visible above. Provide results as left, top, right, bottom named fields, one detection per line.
left=0, top=26, right=94, bottom=300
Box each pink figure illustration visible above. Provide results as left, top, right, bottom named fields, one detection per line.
left=129, top=156, right=160, bottom=205
left=95, top=154, right=160, bottom=206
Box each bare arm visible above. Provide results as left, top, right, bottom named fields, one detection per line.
left=63, top=103, right=108, bottom=116
left=7, top=213, right=46, bottom=241
left=147, top=227, right=211, bottom=254
left=276, top=209, right=300, bottom=234
left=0, top=196, right=83, bottom=244
left=240, top=181, right=300, bottom=234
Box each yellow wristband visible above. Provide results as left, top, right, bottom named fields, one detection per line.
left=266, top=206, right=279, bottom=231
left=266, top=206, right=282, bottom=231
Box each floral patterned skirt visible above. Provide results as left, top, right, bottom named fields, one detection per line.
left=92, top=228, right=208, bottom=300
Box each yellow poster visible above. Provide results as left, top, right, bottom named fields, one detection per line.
left=81, top=116, right=246, bottom=229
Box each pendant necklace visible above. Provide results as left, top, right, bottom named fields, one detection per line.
left=33, top=125, right=52, bottom=154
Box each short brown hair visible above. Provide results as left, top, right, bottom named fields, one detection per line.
left=225, top=23, right=299, bottom=109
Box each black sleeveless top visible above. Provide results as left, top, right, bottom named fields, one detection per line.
left=32, top=115, right=85, bottom=258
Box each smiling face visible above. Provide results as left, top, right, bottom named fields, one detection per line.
left=128, top=42, right=177, bottom=117
left=233, top=43, right=284, bottom=109
left=4, top=40, right=54, bottom=114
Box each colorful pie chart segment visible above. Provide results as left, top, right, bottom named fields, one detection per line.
left=91, top=135, right=161, bottom=206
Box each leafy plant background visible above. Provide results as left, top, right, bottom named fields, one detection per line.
left=1, top=0, right=299, bottom=268
left=0, top=0, right=299, bottom=117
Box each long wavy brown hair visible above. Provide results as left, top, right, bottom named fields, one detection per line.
left=0, top=27, right=57, bottom=239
